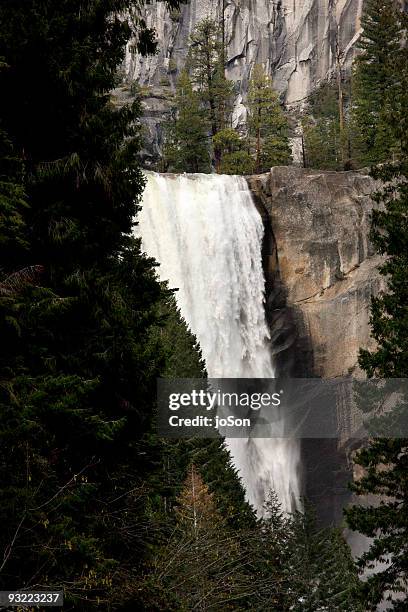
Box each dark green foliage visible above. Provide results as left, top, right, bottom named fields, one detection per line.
left=187, top=17, right=234, bottom=171
left=141, top=483, right=362, bottom=611
left=163, top=18, right=239, bottom=174
left=303, top=2, right=402, bottom=170
left=283, top=508, right=363, bottom=611
left=302, top=115, right=340, bottom=170
left=301, top=79, right=357, bottom=171
left=151, top=296, right=206, bottom=378
left=139, top=465, right=254, bottom=611
left=253, top=495, right=363, bottom=611
left=163, top=70, right=211, bottom=173
left=164, top=21, right=294, bottom=176
left=181, top=438, right=256, bottom=530
left=351, top=0, right=402, bottom=166
left=247, top=65, right=292, bottom=173
left=213, top=128, right=253, bottom=175
left=302, top=81, right=344, bottom=170
left=0, top=130, right=28, bottom=268
left=346, top=439, right=408, bottom=610
left=188, top=18, right=233, bottom=139
left=345, top=9, right=408, bottom=609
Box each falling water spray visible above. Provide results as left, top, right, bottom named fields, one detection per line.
left=137, top=172, right=300, bottom=512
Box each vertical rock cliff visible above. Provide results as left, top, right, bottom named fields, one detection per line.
left=127, top=0, right=363, bottom=102
left=120, top=0, right=364, bottom=162
left=247, top=166, right=383, bottom=523
left=248, top=166, right=382, bottom=382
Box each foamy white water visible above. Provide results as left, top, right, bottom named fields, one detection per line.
left=137, top=172, right=300, bottom=512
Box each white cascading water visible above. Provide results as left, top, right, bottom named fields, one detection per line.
left=137, top=172, right=300, bottom=512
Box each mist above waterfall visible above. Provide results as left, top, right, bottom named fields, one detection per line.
left=138, top=172, right=300, bottom=512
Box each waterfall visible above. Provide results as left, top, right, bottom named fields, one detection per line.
left=137, top=172, right=301, bottom=512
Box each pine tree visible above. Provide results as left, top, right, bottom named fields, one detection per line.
left=190, top=438, right=257, bottom=530
left=163, top=70, right=211, bottom=173
left=188, top=18, right=233, bottom=133
left=247, top=64, right=292, bottom=173
left=141, top=465, right=253, bottom=610
left=282, top=506, right=363, bottom=611
left=212, top=128, right=253, bottom=175
left=254, top=493, right=363, bottom=611
left=301, top=80, right=351, bottom=170
left=302, top=115, right=340, bottom=170
left=252, top=492, right=289, bottom=609
left=188, top=17, right=234, bottom=169
left=351, top=0, right=402, bottom=166
left=0, top=128, right=28, bottom=269
left=345, top=9, right=408, bottom=609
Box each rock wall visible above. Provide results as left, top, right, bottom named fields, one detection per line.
left=120, top=0, right=364, bottom=163
left=247, top=166, right=383, bottom=380
left=247, top=166, right=384, bottom=524
left=128, top=0, right=363, bottom=103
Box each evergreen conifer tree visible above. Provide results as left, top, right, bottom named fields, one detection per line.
left=345, top=8, right=408, bottom=609
left=247, top=64, right=292, bottom=173
left=212, top=128, right=253, bottom=175
left=188, top=18, right=233, bottom=134
left=302, top=115, right=340, bottom=170
left=0, top=129, right=28, bottom=269
left=163, top=70, right=211, bottom=172
left=140, top=465, right=254, bottom=610
left=188, top=17, right=234, bottom=169
left=301, top=81, right=351, bottom=170
left=351, top=0, right=402, bottom=166
left=257, top=495, right=363, bottom=611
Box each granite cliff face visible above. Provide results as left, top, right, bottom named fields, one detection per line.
left=247, top=167, right=383, bottom=523
left=128, top=0, right=363, bottom=102
left=247, top=166, right=383, bottom=380
left=121, top=0, right=364, bottom=162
